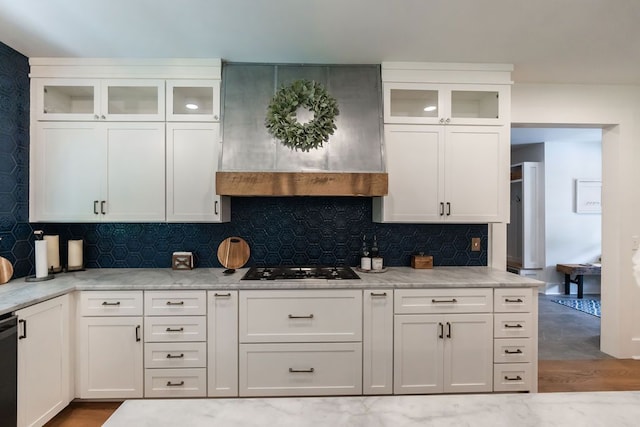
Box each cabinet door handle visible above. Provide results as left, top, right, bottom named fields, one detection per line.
left=214, top=200, right=219, bottom=215
left=439, top=202, right=445, bottom=216
left=432, top=298, right=457, bottom=304
left=289, top=368, right=314, bottom=373
left=288, top=314, right=314, bottom=319
left=214, top=292, right=231, bottom=297
left=18, top=319, right=26, bottom=339
left=166, top=381, right=185, bottom=387
left=445, top=118, right=450, bottom=124
left=100, top=200, right=106, bottom=215
left=94, top=200, right=99, bottom=215
left=505, top=298, right=524, bottom=303
left=165, top=301, right=184, bottom=306
left=504, top=324, right=524, bottom=329
left=446, top=202, right=451, bottom=216
left=505, top=349, right=523, bottom=354
left=439, top=118, right=445, bottom=124
left=166, top=327, right=185, bottom=332
left=135, top=325, right=141, bottom=342
left=94, top=114, right=100, bottom=120
left=166, top=353, right=185, bottom=359
left=446, top=321, right=452, bottom=338
left=102, top=301, right=121, bottom=306
left=100, top=115, right=106, bottom=120
left=370, top=292, right=387, bottom=297
left=438, top=322, right=444, bottom=339
left=504, top=375, right=523, bottom=381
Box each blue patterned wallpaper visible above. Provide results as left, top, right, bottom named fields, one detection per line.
left=0, top=41, right=487, bottom=278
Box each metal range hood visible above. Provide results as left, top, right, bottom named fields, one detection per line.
left=216, top=63, right=387, bottom=197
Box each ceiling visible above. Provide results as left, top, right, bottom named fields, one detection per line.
left=1, top=0, right=639, bottom=85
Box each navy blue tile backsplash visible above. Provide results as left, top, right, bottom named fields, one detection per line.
left=0, top=42, right=487, bottom=278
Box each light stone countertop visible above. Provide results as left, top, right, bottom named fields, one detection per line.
left=103, top=391, right=640, bottom=427
left=0, top=266, right=541, bottom=316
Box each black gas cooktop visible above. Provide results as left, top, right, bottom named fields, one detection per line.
left=241, top=266, right=360, bottom=280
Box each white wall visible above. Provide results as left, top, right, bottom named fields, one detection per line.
left=511, top=83, right=640, bottom=358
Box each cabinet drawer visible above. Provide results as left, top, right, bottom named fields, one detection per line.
left=494, top=313, right=533, bottom=338
left=144, top=368, right=206, bottom=398
left=239, top=290, right=362, bottom=343
left=493, top=363, right=532, bottom=392
left=494, top=289, right=533, bottom=313
left=144, top=316, right=206, bottom=342
left=79, top=291, right=143, bottom=316
left=144, top=291, right=206, bottom=316
left=145, top=342, right=207, bottom=368
left=394, top=289, right=493, bottom=314
left=493, top=338, right=533, bottom=363
left=239, top=342, right=362, bottom=396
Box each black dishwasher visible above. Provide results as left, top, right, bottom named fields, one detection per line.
left=0, top=313, right=17, bottom=427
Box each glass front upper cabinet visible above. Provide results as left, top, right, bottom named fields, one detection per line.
left=166, top=80, right=220, bottom=122
left=35, top=79, right=165, bottom=121
left=384, top=83, right=507, bottom=125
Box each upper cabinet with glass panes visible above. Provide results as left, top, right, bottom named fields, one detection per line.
left=383, top=82, right=508, bottom=126
left=35, top=78, right=165, bottom=121
left=166, top=80, right=220, bottom=122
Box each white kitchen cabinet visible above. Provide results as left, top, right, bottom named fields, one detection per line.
left=166, top=80, right=220, bottom=122
left=374, top=124, right=508, bottom=223
left=383, top=82, right=508, bottom=126
left=16, top=294, right=72, bottom=427
left=34, top=78, right=165, bottom=121
left=363, top=290, right=393, bottom=395
left=208, top=291, right=239, bottom=397
left=31, top=121, right=165, bottom=222
left=166, top=123, right=230, bottom=222
left=76, top=291, right=143, bottom=399
left=393, top=313, right=493, bottom=394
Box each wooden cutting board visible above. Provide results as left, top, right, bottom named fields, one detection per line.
left=217, top=237, right=250, bottom=269
left=0, top=256, right=14, bottom=284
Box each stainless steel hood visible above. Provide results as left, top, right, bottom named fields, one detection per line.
left=216, top=63, right=387, bottom=197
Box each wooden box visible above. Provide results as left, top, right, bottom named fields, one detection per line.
left=411, top=255, right=433, bottom=269
left=172, top=252, right=194, bottom=270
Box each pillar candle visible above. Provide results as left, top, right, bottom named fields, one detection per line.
left=43, top=235, right=60, bottom=271
left=68, top=239, right=83, bottom=269
left=35, top=240, right=49, bottom=278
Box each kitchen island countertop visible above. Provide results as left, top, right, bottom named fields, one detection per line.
left=0, top=266, right=541, bottom=315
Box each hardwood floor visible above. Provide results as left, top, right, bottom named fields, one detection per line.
left=44, top=359, right=640, bottom=426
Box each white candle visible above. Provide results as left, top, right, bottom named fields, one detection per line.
left=35, top=240, right=49, bottom=278
left=68, top=239, right=83, bottom=269
left=43, top=235, right=60, bottom=271
left=372, top=257, right=384, bottom=270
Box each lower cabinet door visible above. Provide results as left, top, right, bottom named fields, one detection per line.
left=144, top=368, right=207, bottom=398
left=144, top=342, right=207, bottom=369
left=493, top=363, right=532, bottom=392
left=239, top=342, right=362, bottom=396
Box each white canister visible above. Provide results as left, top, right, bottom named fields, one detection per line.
left=35, top=240, right=49, bottom=278
left=360, top=256, right=372, bottom=270
left=372, top=257, right=384, bottom=271
left=68, top=239, right=84, bottom=270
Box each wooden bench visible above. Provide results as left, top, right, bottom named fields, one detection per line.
left=556, top=263, right=601, bottom=299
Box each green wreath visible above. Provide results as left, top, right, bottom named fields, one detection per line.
left=265, top=79, right=339, bottom=152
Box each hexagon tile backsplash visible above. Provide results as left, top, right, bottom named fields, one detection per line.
left=0, top=41, right=487, bottom=278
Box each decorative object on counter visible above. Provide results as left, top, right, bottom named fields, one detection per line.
left=360, top=234, right=371, bottom=271
left=265, top=79, right=339, bottom=152
left=217, top=237, right=250, bottom=275
left=67, top=239, right=84, bottom=272
left=0, top=238, right=13, bottom=284
left=172, top=252, right=194, bottom=270
left=370, top=235, right=384, bottom=270
left=26, top=231, right=54, bottom=282
left=372, top=257, right=384, bottom=271
left=411, top=254, right=434, bottom=269
left=44, top=234, right=62, bottom=273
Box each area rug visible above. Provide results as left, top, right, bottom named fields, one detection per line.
left=551, top=299, right=601, bottom=317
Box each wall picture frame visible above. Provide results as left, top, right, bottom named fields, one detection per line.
left=575, top=179, right=602, bottom=213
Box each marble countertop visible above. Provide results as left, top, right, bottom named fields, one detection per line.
left=104, top=391, right=640, bottom=427
left=0, top=266, right=541, bottom=316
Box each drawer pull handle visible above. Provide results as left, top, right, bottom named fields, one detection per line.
left=505, top=298, right=524, bottom=303
left=166, top=301, right=185, bottom=306
left=504, top=375, right=523, bottom=381
left=432, top=298, right=457, bottom=304
left=166, top=327, right=184, bottom=332
left=370, top=292, right=387, bottom=297
left=505, top=349, right=523, bottom=354
left=166, top=381, right=185, bottom=387
left=504, top=324, right=524, bottom=329
left=166, top=353, right=185, bottom=359
left=102, top=301, right=121, bottom=306
left=288, top=314, right=314, bottom=319
left=214, top=292, right=231, bottom=297
left=289, top=368, right=315, bottom=373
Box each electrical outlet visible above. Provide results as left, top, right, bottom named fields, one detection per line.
left=471, top=237, right=481, bottom=252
